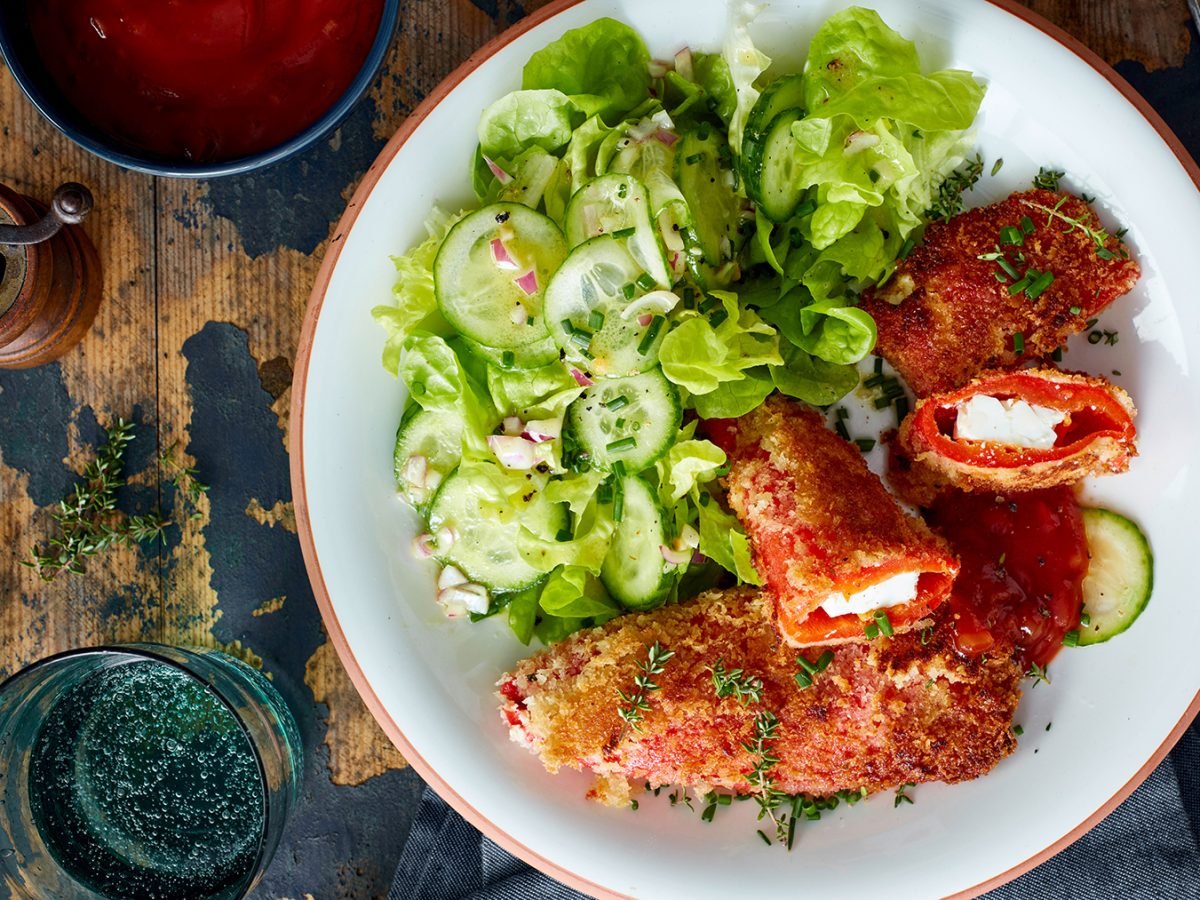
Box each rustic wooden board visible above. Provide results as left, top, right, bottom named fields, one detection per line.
left=0, top=1, right=1193, bottom=896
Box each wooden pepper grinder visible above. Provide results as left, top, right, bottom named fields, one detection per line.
left=0, top=181, right=102, bottom=368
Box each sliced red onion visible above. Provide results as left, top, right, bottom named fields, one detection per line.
left=502, top=416, right=524, bottom=436
left=435, top=525, right=458, bottom=549
left=522, top=418, right=561, bottom=443
left=669, top=252, right=682, bottom=271
left=483, top=155, right=513, bottom=184
left=488, top=434, right=537, bottom=469
left=679, top=524, right=700, bottom=550
left=647, top=59, right=670, bottom=78
left=637, top=313, right=654, bottom=327
left=660, top=544, right=692, bottom=566
left=491, top=238, right=519, bottom=271
left=437, top=565, right=469, bottom=591
left=514, top=270, right=539, bottom=296
left=655, top=129, right=679, bottom=147
left=510, top=304, right=529, bottom=326
left=673, top=47, right=694, bottom=82
left=570, top=368, right=593, bottom=387
left=412, top=533, right=437, bottom=559
left=627, top=118, right=658, bottom=142
left=621, top=289, right=680, bottom=320
left=401, top=454, right=427, bottom=487
left=439, top=582, right=491, bottom=615
left=844, top=130, right=880, bottom=156
left=425, top=470, right=443, bottom=494
left=692, top=550, right=707, bottom=564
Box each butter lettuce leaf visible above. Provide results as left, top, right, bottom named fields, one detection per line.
left=522, top=18, right=651, bottom=122
left=478, top=89, right=582, bottom=161
left=659, top=291, right=781, bottom=394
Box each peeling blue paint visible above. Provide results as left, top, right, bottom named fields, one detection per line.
left=198, top=99, right=386, bottom=259
left=181, top=321, right=419, bottom=896
left=0, top=362, right=76, bottom=505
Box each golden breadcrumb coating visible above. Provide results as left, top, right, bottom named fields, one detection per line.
left=860, top=190, right=1140, bottom=397
left=499, top=588, right=1022, bottom=805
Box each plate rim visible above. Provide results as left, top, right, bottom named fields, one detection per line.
left=289, top=3, right=1200, bottom=897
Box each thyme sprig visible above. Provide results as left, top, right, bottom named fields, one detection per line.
left=1025, top=197, right=1127, bottom=260
left=23, top=419, right=170, bottom=581
left=1026, top=662, right=1051, bottom=687
left=1032, top=166, right=1065, bottom=191
left=709, top=659, right=764, bottom=706
left=159, top=440, right=210, bottom=516
left=742, top=710, right=789, bottom=843
left=926, top=153, right=984, bottom=221
left=616, top=641, right=675, bottom=735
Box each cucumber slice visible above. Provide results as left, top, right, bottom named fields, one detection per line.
left=463, top=335, right=559, bottom=371
left=434, top=203, right=567, bottom=350
left=393, top=406, right=462, bottom=508
left=740, top=74, right=805, bottom=201
left=565, top=174, right=670, bottom=288
left=544, top=235, right=670, bottom=377
left=675, top=126, right=744, bottom=267
left=601, top=475, right=674, bottom=609
left=566, top=369, right=681, bottom=473
left=754, top=109, right=806, bottom=222
left=428, top=468, right=565, bottom=592
left=1078, top=508, right=1153, bottom=645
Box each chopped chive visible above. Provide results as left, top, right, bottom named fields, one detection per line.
left=1104, top=330, right=1119, bottom=345
left=630, top=799, right=639, bottom=811
left=863, top=373, right=888, bottom=389
left=636, top=273, right=656, bottom=291
left=612, top=476, right=624, bottom=522
left=836, top=406, right=849, bottom=420
left=718, top=794, right=732, bottom=806
left=996, top=256, right=1020, bottom=280
left=874, top=610, right=894, bottom=637
left=606, top=437, right=637, bottom=453
left=855, top=438, right=876, bottom=452
left=569, top=329, right=593, bottom=348
left=1088, top=331, right=1103, bottom=344
left=622, top=282, right=636, bottom=300
left=637, top=316, right=665, bottom=354
left=708, top=309, right=729, bottom=329
left=991, top=157, right=1004, bottom=176
left=873, top=397, right=893, bottom=410
left=1062, top=630, right=1080, bottom=647
left=685, top=152, right=704, bottom=165
left=501, top=350, right=515, bottom=367
left=815, top=650, right=833, bottom=672
left=1086, top=317, right=1099, bottom=329
left=604, top=395, right=629, bottom=411
left=701, top=803, right=717, bottom=823
left=999, top=225, right=1022, bottom=246
left=1007, top=273, right=1033, bottom=295
left=1051, top=347, right=1063, bottom=362
left=796, top=655, right=819, bottom=676
left=588, top=310, right=605, bottom=330
left=1025, top=270, right=1055, bottom=300
left=617, top=183, right=628, bottom=199
left=794, top=670, right=813, bottom=689
left=835, top=419, right=850, bottom=440
left=994, top=272, right=1010, bottom=284
left=864, top=623, right=880, bottom=639
left=1013, top=332, right=1025, bottom=354
left=874, top=356, right=883, bottom=375
left=758, top=830, right=771, bottom=846
left=894, top=396, right=910, bottom=423
left=1012, top=724, right=1024, bottom=737
left=1020, top=215, right=1035, bottom=234
left=597, top=481, right=613, bottom=504
left=1080, top=611, right=1091, bottom=626
left=612, top=226, right=637, bottom=239
left=1069, top=305, right=1082, bottom=315
left=612, top=460, right=626, bottom=477
left=1046, top=722, right=1053, bottom=732
left=615, top=417, right=626, bottom=429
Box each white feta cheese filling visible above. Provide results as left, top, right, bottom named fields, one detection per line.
left=953, top=395, right=1066, bottom=450
left=819, top=570, right=920, bottom=618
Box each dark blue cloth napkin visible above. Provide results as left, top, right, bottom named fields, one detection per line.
left=391, top=722, right=1199, bottom=899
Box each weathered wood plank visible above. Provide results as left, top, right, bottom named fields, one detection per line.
left=0, top=61, right=160, bottom=678
left=1024, top=0, right=1192, bottom=70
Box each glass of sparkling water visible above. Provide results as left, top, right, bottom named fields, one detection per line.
left=0, top=644, right=302, bottom=899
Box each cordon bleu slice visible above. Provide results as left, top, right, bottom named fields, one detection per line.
left=498, top=587, right=1022, bottom=807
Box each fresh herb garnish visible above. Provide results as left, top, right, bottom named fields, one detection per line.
left=742, top=710, right=789, bottom=844
left=1012, top=724, right=1025, bottom=737
left=709, top=659, right=765, bottom=706
left=1032, top=167, right=1064, bottom=191
left=927, top=153, right=983, bottom=220
left=793, top=649, right=834, bottom=689
left=1026, top=197, right=1125, bottom=260
left=616, top=641, right=675, bottom=735
left=25, top=419, right=172, bottom=581
left=1062, top=630, right=1080, bottom=647
left=990, top=158, right=1004, bottom=177
left=1026, top=662, right=1051, bottom=687
left=894, top=782, right=915, bottom=807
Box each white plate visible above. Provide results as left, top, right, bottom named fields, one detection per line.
left=292, top=2, right=1200, bottom=896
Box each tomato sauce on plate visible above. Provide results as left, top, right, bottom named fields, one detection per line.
left=29, top=0, right=385, bottom=163
left=929, top=486, right=1088, bottom=668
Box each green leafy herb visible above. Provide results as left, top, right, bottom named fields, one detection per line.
left=25, top=419, right=172, bottom=582
left=1026, top=662, right=1051, bottom=687
left=894, top=782, right=915, bottom=807
left=1012, top=724, right=1025, bottom=737
left=1032, top=167, right=1064, bottom=191
left=742, top=710, right=789, bottom=844
left=927, top=153, right=984, bottom=221
left=710, top=659, right=765, bottom=706
left=159, top=440, right=210, bottom=514
left=990, top=157, right=1004, bottom=177
left=1062, top=630, right=1080, bottom=647
left=617, top=642, right=675, bottom=735
left=1025, top=197, right=1124, bottom=260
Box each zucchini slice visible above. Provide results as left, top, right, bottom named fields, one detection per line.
left=1078, top=508, right=1153, bottom=645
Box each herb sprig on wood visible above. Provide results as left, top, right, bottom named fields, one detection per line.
left=24, top=419, right=169, bottom=581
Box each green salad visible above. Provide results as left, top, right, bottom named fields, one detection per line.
left=373, top=7, right=985, bottom=643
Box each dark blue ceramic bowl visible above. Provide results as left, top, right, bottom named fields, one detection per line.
left=0, top=1, right=400, bottom=178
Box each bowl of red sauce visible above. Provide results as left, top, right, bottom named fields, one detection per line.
left=0, top=0, right=399, bottom=177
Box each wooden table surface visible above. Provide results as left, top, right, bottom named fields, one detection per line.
left=1, top=2, right=1196, bottom=897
